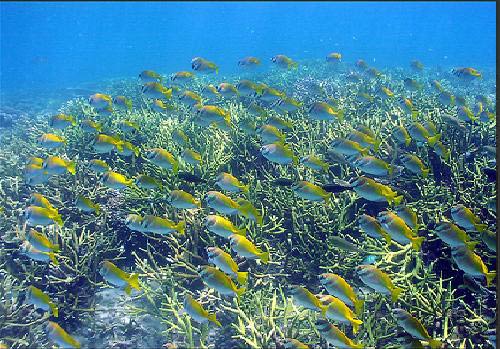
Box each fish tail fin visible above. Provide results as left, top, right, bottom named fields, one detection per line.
left=67, top=161, right=77, bottom=175
left=360, top=148, right=369, bottom=157
left=382, top=231, right=392, bottom=245
left=260, top=251, right=270, bottom=264
left=428, top=134, right=440, bottom=147
left=322, top=163, right=330, bottom=172
left=411, top=110, right=418, bottom=120
left=51, top=303, right=59, bottom=317
left=236, top=286, right=246, bottom=298
left=163, top=89, right=173, bottom=99
left=53, top=212, right=63, bottom=227
left=391, top=287, right=404, bottom=302
left=93, top=204, right=101, bottom=215
left=428, top=339, right=443, bottom=349
left=474, top=223, right=488, bottom=233
left=465, top=240, right=479, bottom=250
left=352, top=319, right=363, bottom=334
left=126, top=100, right=133, bottom=110
left=405, top=137, right=411, bottom=146
left=242, top=184, right=250, bottom=194
left=51, top=243, right=60, bottom=252
left=337, top=109, right=345, bottom=122
left=237, top=271, right=249, bottom=285
left=373, top=139, right=381, bottom=152
left=115, top=142, right=124, bottom=152
left=323, top=193, right=332, bottom=205
left=208, top=313, right=222, bottom=327
left=353, top=342, right=364, bottom=349
left=128, top=273, right=141, bottom=291
left=388, top=166, right=394, bottom=176
left=444, top=149, right=451, bottom=161
left=422, top=168, right=429, bottom=178
left=49, top=252, right=59, bottom=266
left=292, top=155, right=299, bottom=166
left=392, top=195, right=404, bottom=206
left=236, top=227, right=246, bottom=236
left=354, top=299, right=364, bottom=317
left=485, top=272, right=496, bottom=287
left=411, top=236, right=425, bottom=252
left=176, top=221, right=186, bottom=235
left=173, top=163, right=179, bottom=175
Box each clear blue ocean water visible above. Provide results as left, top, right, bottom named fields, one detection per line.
left=0, top=1, right=496, bottom=94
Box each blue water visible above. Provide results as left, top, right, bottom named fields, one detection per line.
left=1, top=1, right=496, bottom=93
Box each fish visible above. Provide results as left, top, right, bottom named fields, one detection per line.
left=238, top=56, right=261, bottom=67
left=81, top=119, right=103, bottom=133
left=101, top=171, right=133, bottom=189
left=169, top=189, right=201, bottom=209
left=361, top=255, right=380, bottom=265
left=292, top=181, right=331, bottom=203
left=191, top=57, right=219, bottom=74
left=179, top=90, right=202, bottom=106
left=139, top=70, right=162, bottom=83
left=322, top=296, right=363, bottom=333
left=355, top=59, right=368, bottom=70
left=356, top=265, right=403, bottom=302
left=283, top=338, right=310, bottom=349
left=330, top=138, right=368, bottom=157
left=400, top=98, right=418, bottom=119
left=117, top=120, right=140, bottom=133
left=93, top=134, right=124, bottom=153
left=431, top=80, right=443, bottom=92
left=407, top=122, right=440, bottom=147
left=377, top=211, right=424, bottom=251
left=25, top=164, right=51, bottom=185
left=75, top=195, right=101, bottom=215
left=217, top=83, right=239, bottom=98
left=183, top=294, right=221, bottom=327
left=195, top=104, right=231, bottom=129
left=480, top=230, right=496, bottom=252
left=117, top=141, right=140, bottom=157
left=326, top=52, right=342, bottom=63
left=30, top=193, right=56, bottom=211
left=112, top=95, right=132, bottom=110
left=89, top=93, right=113, bottom=110
left=257, top=86, right=286, bottom=103
left=229, top=234, right=269, bottom=264
left=451, top=246, right=496, bottom=287
left=202, top=84, right=221, bottom=99
left=172, top=129, right=189, bottom=146
left=277, top=97, right=303, bottom=113
left=199, top=266, right=245, bottom=298
left=438, top=91, right=455, bottom=106
left=26, top=228, right=59, bottom=253
left=394, top=206, right=419, bottom=230
left=26, top=285, right=59, bottom=317
left=46, top=321, right=81, bottom=349
left=43, top=156, right=76, bottom=175
left=171, top=71, right=195, bottom=83
left=450, top=204, right=488, bottom=232
left=321, top=179, right=353, bottom=194
left=432, top=141, right=451, bottom=161
left=300, top=155, right=330, bottom=172
left=134, top=174, right=163, bottom=190
left=392, top=125, right=412, bottom=147
left=315, top=319, right=363, bottom=349
left=151, top=99, right=170, bottom=113
left=37, top=133, right=66, bottom=149
left=352, top=155, right=393, bottom=177
left=207, top=246, right=248, bottom=284
left=140, top=215, right=186, bottom=235
left=205, top=191, right=241, bottom=215
left=452, top=67, right=482, bottom=80
left=271, top=54, right=298, bottom=69
left=19, top=241, right=59, bottom=265
left=88, top=159, right=110, bottom=173
left=216, top=172, right=250, bottom=193
left=257, top=124, right=286, bottom=144
left=319, top=273, right=364, bottom=316
left=236, top=80, right=264, bottom=97
left=289, top=285, right=324, bottom=312
left=433, top=222, right=478, bottom=249
left=145, top=148, right=179, bottom=174
left=357, top=214, right=391, bottom=243
left=237, top=199, right=263, bottom=225
left=141, top=82, right=172, bottom=99
left=392, top=308, right=442, bottom=349
left=125, top=214, right=146, bottom=233
left=330, top=236, right=362, bottom=253
left=377, top=86, right=394, bottom=99
left=410, top=60, right=424, bottom=71
left=99, top=260, right=141, bottom=295
left=177, top=171, right=207, bottom=184
left=403, top=78, right=422, bottom=91
left=49, top=113, right=76, bottom=129
left=25, top=206, right=63, bottom=226
left=400, top=154, right=429, bottom=178
left=457, top=106, right=478, bottom=123
left=347, top=130, right=381, bottom=151
left=260, top=142, right=298, bottom=165
left=351, top=176, right=403, bottom=205
left=308, top=101, right=344, bottom=121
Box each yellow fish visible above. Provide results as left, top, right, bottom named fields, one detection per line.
left=37, top=133, right=66, bottom=149
left=46, top=321, right=81, bottom=349
left=191, top=57, right=219, bottom=74
left=319, top=273, right=364, bottom=316
left=168, top=190, right=201, bottom=209
left=199, top=266, right=245, bottom=298
left=43, top=156, right=76, bottom=175
left=322, top=296, right=363, bottom=334
left=238, top=56, right=261, bottom=67
left=20, top=241, right=59, bottom=265
left=183, top=294, right=221, bottom=326
left=26, top=228, right=60, bottom=252
left=145, top=148, right=179, bottom=174
left=139, top=70, right=162, bottom=83
left=351, top=176, right=403, bottom=205
left=205, top=215, right=246, bottom=239
left=271, top=54, right=298, bottom=69
left=451, top=246, right=496, bottom=287
left=89, top=93, right=113, bottom=110
left=293, top=181, right=331, bottom=203
left=101, top=170, right=133, bottom=189
left=315, top=319, right=363, bottom=349
left=140, top=215, right=186, bottom=235
left=392, top=308, right=442, bottom=349
left=377, top=211, right=424, bottom=251
left=49, top=113, right=76, bottom=129
left=229, top=234, right=269, bottom=264
left=25, top=206, right=63, bottom=226
left=26, top=285, right=59, bottom=317
left=289, top=285, right=324, bottom=312
left=99, top=260, right=141, bottom=295
left=75, top=195, right=101, bottom=215
left=207, top=246, right=248, bottom=284
left=141, top=82, right=172, bottom=99
left=215, top=172, right=250, bottom=193
left=356, top=265, right=403, bottom=302
left=93, top=134, right=124, bottom=153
